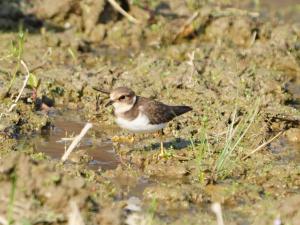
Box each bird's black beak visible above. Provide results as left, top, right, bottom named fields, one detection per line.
left=105, top=100, right=113, bottom=107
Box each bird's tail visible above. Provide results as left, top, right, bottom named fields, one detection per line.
left=171, top=105, right=192, bottom=116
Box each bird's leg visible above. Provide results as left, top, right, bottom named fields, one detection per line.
left=127, top=134, right=135, bottom=144
left=159, top=129, right=166, bottom=157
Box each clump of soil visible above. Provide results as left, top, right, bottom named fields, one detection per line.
left=0, top=153, right=120, bottom=224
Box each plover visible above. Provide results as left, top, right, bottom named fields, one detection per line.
left=95, top=87, right=192, bottom=156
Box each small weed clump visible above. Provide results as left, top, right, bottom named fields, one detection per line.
left=193, top=100, right=260, bottom=182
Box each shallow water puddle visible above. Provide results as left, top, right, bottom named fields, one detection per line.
left=31, top=112, right=165, bottom=199
left=271, top=136, right=300, bottom=164
left=35, top=115, right=119, bottom=170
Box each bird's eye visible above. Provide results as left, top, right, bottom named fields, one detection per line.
left=119, top=95, right=126, bottom=100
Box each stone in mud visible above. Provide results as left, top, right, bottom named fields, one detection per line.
left=285, top=128, right=300, bottom=143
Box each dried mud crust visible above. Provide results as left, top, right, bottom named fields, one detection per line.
left=0, top=0, right=300, bottom=224
left=0, top=153, right=128, bottom=224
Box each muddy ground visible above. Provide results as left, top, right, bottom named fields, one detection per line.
left=0, top=0, right=300, bottom=224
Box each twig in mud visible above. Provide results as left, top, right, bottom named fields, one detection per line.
left=242, top=131, right=283, bottom=160
left=0, top=215, right=8, bottom=225
left=187, top=51, right=195, bottom=68
left=61, top=123, right=93, bottom=162
left=68, top=201, right=85, bottom=225
left=0, top=60, right=31, bottom=118
left=107, top=0, right=140, bottom=24
left=173, top=11, right=199, bottom=42
left=249, top=30, right=257, bottom=46
left=211, top=202, right=224, bottom=225
left=10, top=60, right=30, bottom=107
left=186, top=50, right=196, bottom=85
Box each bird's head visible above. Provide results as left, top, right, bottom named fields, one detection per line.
left=106, top=87, right=136, bottom=113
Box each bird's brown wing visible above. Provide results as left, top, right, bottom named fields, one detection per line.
left=137, top=97, right=192, bottom=124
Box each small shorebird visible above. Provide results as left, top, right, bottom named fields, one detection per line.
left=95, top=87, right=192, bottom=156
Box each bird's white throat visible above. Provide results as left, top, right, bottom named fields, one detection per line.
left=113, top=96, right=136, bottom=114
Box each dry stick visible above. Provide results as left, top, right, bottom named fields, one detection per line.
left=0, top=58, right=46, bottom=119
left=61, top=123, right=93, bottom=162
left=242, top=131, right=283, bottom=160
left=4, top=60, right=30, bottom=115
left=107, top=0, right=140, bottom=24
left=14, top=60, right=30, bottom=104
left=0, top=215, right=8, bottom=225
left=249, top=30, right=257, bottom=47
left=211, top=202, right=224, bottom=225
left=68, top=201, right=85, bottom=225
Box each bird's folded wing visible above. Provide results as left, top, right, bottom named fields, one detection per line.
left=139, top=99, right=178, bottom=124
